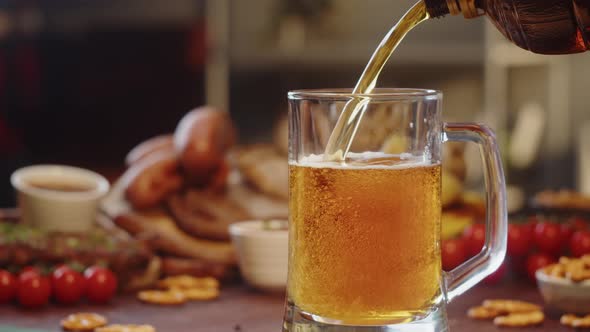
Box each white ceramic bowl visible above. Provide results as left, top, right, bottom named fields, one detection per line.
left=11, top=165, right=110, bottom=232
left=229, top=220, right=288, bottom=292
left=536, top=269, right=590, bottom=314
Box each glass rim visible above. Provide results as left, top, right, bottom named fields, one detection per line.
left=288, top=88, right=442, bottom=100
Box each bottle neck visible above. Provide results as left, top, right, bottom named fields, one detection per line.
left=424, top=0, right=481, bottom=19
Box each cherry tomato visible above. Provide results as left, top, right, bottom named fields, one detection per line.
left=442, top=238, right=468, bottom=271
left=526, top=253, right=556, bottom=283
left=463, top=223, right=486, bottom=257
left=17, top=272, right=51, bottom=308
left=524, top=217, right=539, bottom=235
left=570, top=230, right=590, bottom=257
left=0, top=270, right=16, bottom=303
left=52, top=265, right=86, bottom=305
left=484, top=262, right=507, bottom=285
left=560, top=223, right=574, bottom=248
left=534, top=222, right=562, bottom=255
left=84, top=266, right=117, bottom=304
left=507, top=224, right=532, bottom=257
left=569, top=216, right=588, bottom=232
left=20, top=266, right=40, bottom=276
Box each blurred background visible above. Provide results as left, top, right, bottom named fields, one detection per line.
left=1, top=0, right=589, bottom=206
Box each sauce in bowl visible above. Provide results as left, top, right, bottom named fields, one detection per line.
left=26, top=179, right=96, bottom=193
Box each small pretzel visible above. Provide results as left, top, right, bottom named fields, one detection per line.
left=96, top=324, right=156, bottom=332
left=178, top=287, right=220, bottom=301
left=467, top=306, right=501, bottom=320
left=563, top=259, right=590, bottom=282
left=137, top=290, right=186, bottom=305
left=560, top=257, right=574, bottom=265
left=542, top=263, right=565, bottom=278
left=542, top=256, right=590, bottom=282
left=493, top=311, right=544, bottom=327
left=569, top=269, right=590, bottom=282
left=61, top=313, right=107, bottom=331
left=157, top=275, right=219, bottom=290
left=483, top=299, right=541, bottom=313
left=561, top=314, right=590, bottom=328
left=561, top=314, right=579, bottom=326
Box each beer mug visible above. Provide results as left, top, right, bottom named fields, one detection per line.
left=283, top=89, right=507, bottom=332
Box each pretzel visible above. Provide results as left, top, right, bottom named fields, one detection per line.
left=542, top=263, right=565, bottom=278
left=493, top=311, right=544, bottom=327
left=96, top=324, right=155, bottom=332
left=561, top=314, right=590, bottom=328
left=542, top=256, right=590, bottom=282
left=61, top=313, right=107, bottom=331
left=137, top=290, right=186, bottom=305
left=467, top=306, right=501, bottom=320
left=561, top=314, right=579, bottom=327
left=482, top=299, right=541, bottom=314
left=560, top=256, right=574, bottom=265
left=563, top=259, right=590, bottom=282
left=178, top=287, right=220, bottom=301
left=157, top=275, right=219, bottom=290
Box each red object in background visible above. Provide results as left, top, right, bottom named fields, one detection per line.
left=51, top=266, right=86, bottom=305
left=0, top=118, right=24, bottom=154
left=0, top=50, right=5, bottom=95
left=0, top=46, right=27, bottom=155
left=442, top=238, right=468, bottom=271
left=463, top=223, right=486, bottom=257
left=524, top=216, right=539, bottom=235
left=17, top=271, right=51, bottom=308
left=507, top=224, right=533, bottom=257
left=0, top=270, right=17, bottom=303
left=569, top=216, right=589, bottom=232
left=526, top=253, right=556, bottom=283
left=560, top=223, right=574, bottom=250
left=84, top=266, right=117, bottom=304
left=20, top=266, right=41, bottom=276
left=534, top=222, right=563, bottom=256
left=14, top=44, right=41, bottom=108
left=187, top=20, right=207, bottom=70
left=570, top=230, right=590, bottom=257
left=484, top=262, right=507, bottom=285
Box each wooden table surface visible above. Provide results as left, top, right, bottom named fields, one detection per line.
left=0, top=281, right=573, bottom=332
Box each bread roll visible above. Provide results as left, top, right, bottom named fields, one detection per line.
left=126, top=135, right=174, bottom=167
left=174, top=107, right=236, bottom=183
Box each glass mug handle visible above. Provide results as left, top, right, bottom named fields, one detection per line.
left=443, top=123, right=508, bottom=302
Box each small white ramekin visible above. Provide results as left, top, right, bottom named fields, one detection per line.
left=11, top=165, right=110, bottom=232
left=229, top=220, right=288, bottom=292
left=536, top=269, right=590, bottom=314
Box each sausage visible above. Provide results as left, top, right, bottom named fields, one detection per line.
left=123, top=151, right=184, bottom=210
left=125, top=135, right=175, bottom=167
left=206, top=160, right=230, bottom=192
left=114, top=211, right=236, bottom=265
left=166, top=190, right=249, bottom=241
left=174, top=107, right=236, bottom=183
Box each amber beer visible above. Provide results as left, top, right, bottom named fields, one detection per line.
left=288, top=155, right=442, bottom=324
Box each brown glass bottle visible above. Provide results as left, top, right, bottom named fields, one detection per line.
left=424, top=0, right=590, bottom=54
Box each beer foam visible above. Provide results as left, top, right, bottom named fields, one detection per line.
left=292, top=152, right=436, bottom=169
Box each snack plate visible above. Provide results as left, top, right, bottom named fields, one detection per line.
left=536, top=269, right=590, bottom=314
